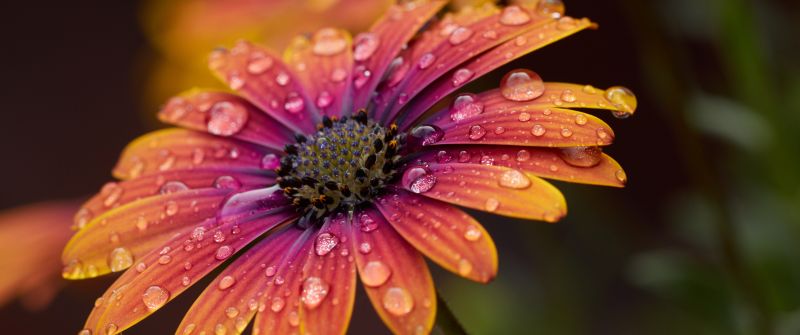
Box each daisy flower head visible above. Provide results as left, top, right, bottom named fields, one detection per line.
left=64, top=1, right=636, bottom=334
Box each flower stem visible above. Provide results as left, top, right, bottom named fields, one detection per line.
left=432, top=291, right=469, bottom=335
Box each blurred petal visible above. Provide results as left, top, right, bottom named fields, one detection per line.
left=0, top=200, right=77, bottom=309
left=396, top=17, right=597, bottom=128
left=113, top=128, right=276, bottom=180
left=353, top=0, right=448, bottom=112
left=177, top=226, right=305, bottom=335
left=284, top=29, right=354, bottom=117
left=81, top=207, right=297, bottom=334
left=208, top=41, right=320, bottom=133
left=158, top=89, right=296, bottom=150
left=410, top=145, right=627, bottom=187
left=352, top=207, right=436, bottom=335
left=62, top=188, right=231, bottom=279
left=376, top=189, right=497, bottom=283
left=398, top=162, right=567, bottom=221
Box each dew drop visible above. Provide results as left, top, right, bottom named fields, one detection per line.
left=164, top=201, right=179, bottom=216
left=451, top=68, right=475, bottom=87
left=214, top=175, right=242, bottom=190
left=359, top=213, right=378, bottom=232
left=331, top=68, right=348, bottom=82
left=403, top=167, right=437, bottom=193
left=449, top=93, right=484, bottom=122
left=448, top=27, right=473, bottom=45
left=410, top=125, right=444, bottom=146
left=218, top=275, right=236, bottom=290
left=484, top=198, right=500, bottom=212
left=247, top=52, right=273, bottom=74
left=104, top=323, right=118, bottom=335
left=615, top=169, right=628, bottom=183
left=536, top=0, right=565, bottom=18
left=464, top=226, right=482, bottom=241
left=518, top=112, right=531, bottom=122
left=312, top=28, right=347, bottom=56
left=383, top=287, right=414, bottom=316
left=560, top=127, right=573, bottom=138
left=417, top=53, right=436, bottom=69
left=316, top=91, right=334, bottom=109
left=604, top=86, right=637, bottom=117
left=498, top=169, right=531, bottom=189
left=516, top=149, right=531, bottom=161
left=559, top=146, right=602, bottom=167
left=458, top=259, right=473, bottom=276
left=160, top=181, right=189, bottom=194
left=353, top=32, right=380, bottom=61
left=225, top=306, right=239, bottom=318
left=271, top=297, right=285, bottom=312
left=458, top=150, right=471, bottom=162
left=556, top=17, right=577, bottom=30
left=284, top=93, right=305, bottom=114
left=301, top=277, right=329, bottom=309
left=362, top=261, right=392, bottom=287
left=359, top=242, right=372, bottom=254
left=575, top=114, right=588, bottom=125
left=500, top=5, right=531, bottom=25
left=265, top=265, right=277, bottom=277
left=108, top=247, right=133, bottom=272
left=142, top=285, right=170, bottom=310
left=275, top=72, right=290, bottom=86
left=468, top=125, right=486, bottom=140
left=314, top=233, right=339, bottom=256
left=560, top=89, right=577, bottom=102
left=353, top=65, right=372, bottom=89
left=260, top=153, right=280, bottom=170
left=215, top=245, right=234, bottom=260
left=101, top=182, right=123, bottom=208
left=208, top=102, right=248, bottom=136
left=500, top=69, right=545, bottom=101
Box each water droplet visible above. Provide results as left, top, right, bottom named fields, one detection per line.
left=104, top=323, right=118, bottom=335
left=158, top=254, right=172, bottom=265
left=359, top=242, right=372, bottom=254
left=604, top=86, right=637, bottom=116
left=536, top=0, right=565, bottom=18
left=387, top=59, right=410, bottom=87
left=560, top=127, right=573, bottom=138
left=331, top=68, right=348, bottom=82
left=208, top=102, right=248, bottom=136
left=468, top=125, right=486, bottom=140
left=458, top=150, right=471, bottom=162
left=225, top=306, right=239, bottom=318
left=361, top=260, right=392, bottom=287
left=560, top=89, right=576, bottom=102
left=450, top=93, right=484, bottom=122
left=316, top=91, right=334, bottom=109
left=275, top=72, right=290, bottom=86
left=215, top=245, right=234, bottom=260
left=214, top=175, right=242, bottom=190
left=218, top=275, right=236, bottom=290
left=353, top=32, right=380, bottom=61
left=575, top=114, right=588, bottom=125
left=403, top=167, right=437, bottom=193
left=214, top=324, right=227, bottom=335
left=270, top=297, right=285, bottom=312
left=559, top=146, right=602, bottom=167
left=142, top=285, right=169, bottom=310
left=301, top=277, right=329, bottom=309
left=451, top=68, right=475, bottom=87
left=160, top=181, right=188, bottom=195
left=410, top=125, right=444, bottom=146
left=516, top=149, right=531, bottom=161
left=284, top=93, right=305, bottom=114
left=494, top=126, right=506, bottom=134
left=315, top=233, right=339, bottom=256
left=164, top=201, right=179, bottom=216
left=500, top=69, right=545, bottom=101
left=101, top=182, right=123, bottom=208
left=458, top=259, right=473, bottom=276
left=556, top=17, right=577, bottom=30
left=582, top=85, right=598, bottom=94
left=500, top=5, right=531, bottom=25
left=260, top=154, right=280, bottom=170
left=353, top=65, right=372, bottom=89
left=615, top=169, right=628, bottom=183
left=484, top=198, right=500, bottom=212
left=448, top=27, right=473, bottom=45
left=247, top=52, right=273, bottom=74
left=108, top=247, right=133, bottom=272
left=417, top=53, right=436, bottom=69
left=464, top=226, right=482, bottom=241
left=518, top=112, right=531, bottom=122
left=214, top=231, right=226, bottom=243
left=228, top=73, right=245, bottom=90
left=78, top=329, right=92, bottom=335
left=498, top=169, right=531, bottom=189
left=312, top=28, right=347, bottom=56
left=359, top=213, right=378, bottom=232
left=265, top=265, right=277, bottom=277
left=382, top=287, right=414, bottom=316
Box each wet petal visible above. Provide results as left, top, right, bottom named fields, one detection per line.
left=352, top=207, right=435, bottom=335
left=218, top=185, right=294, bottom=225
left=62, top=188, right=231, bottom=279
left=158, top=89, right=296, bottom=150
left=352, top=0, right=448, bottom=112
left=81, top=209, right=297, bottom=334
left=376, top=190, right=497, bottom=283
left=284, top=28, right=354, bottom=118
left=411, top=145, right=626, bottom=187
left=398, top=162, right=567, bottom=221
left=208, top=41, right=320, bottom=133
left=396, top=16, right=596, bottom=128
left=177, top=226, right=305, bottom=335
left=113, top=128, right=277, bottom=180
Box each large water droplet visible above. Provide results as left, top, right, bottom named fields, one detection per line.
left=450, top=93, right=484, bottom=122
left=301, top=277, right=329, bottom=309
left=403, top=167, right=437, bottom=193
left=410, top=125, right=444, bottom=146
left=353, top=33, right=380, bottom=61
left=558, top=146, right=602, bottom=167
left=315, top=233, right=339, bottom=256
left=382, top=287, right=414, bottom=316
left=500, top=69, right=545, bottom=101
left=208, top=102, right=248, bottom=136
left=500, top=5, right=531, bottom=25
left=604, top=86, right=637, bottom=117
left=498, top=169, right=531, bottom=189
left=108, top=247, right=133, bottom=272
left=361, top=261, right=392, bottom=287
left=312, top=28, right=347, bottom=56
left=142, top=285, right=170, bottom=310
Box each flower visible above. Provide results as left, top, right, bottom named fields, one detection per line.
left=63, top=1, right=636, bottom=334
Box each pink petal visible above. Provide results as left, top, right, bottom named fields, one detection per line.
left=396, top=17, right=597, bottom=129
left=177, top=226, right=305, bottom=335
left=410, top=145, right=626, bottom=187
left=62, top=188, right=231, bottom=279
left=397, top=162, right=566, bottom=221
left=376, top=189, right=498, bottom=283
left=113, top=128, right=277, bottom=180
left=351, top=1, right=448, bottom=113
left=80, top=208, right=297, bottom=334
left=158, top=89, right=296, bottom=150
left=284, top=28, right=354, bottom=118
left=351, top=207, right=436, bottom=335
left=208, top=41, right=320, bottom=133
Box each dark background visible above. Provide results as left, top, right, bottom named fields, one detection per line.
left=2, top=0, right=799, bottom=334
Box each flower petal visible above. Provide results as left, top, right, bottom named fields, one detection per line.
left=410, top=145, right=626, bottom=187
left=352, top=207, right=436, bottom=335
left=113, top=128, right=277, bottom=180
left=396, top=17, right=597, bottom=129
left=62, top=188, right=231, bottom=279
left=352, top=0, right=448, bottom=112
left=284, top=28, right=354, bottom=118
left=80, top=206, right=297, bottom=334
left=177, top=226, right=305, bottom=335
left=208, top=41, right=320, bottom=133
left=422, top=92, right=615, bottom=147
left=376, top=189, right=497, bottom=283
left=398, top=162, right=566, bottom=221
left=158, top=89, right=296, bottom=150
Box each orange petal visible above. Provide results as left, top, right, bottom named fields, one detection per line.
left=62, top=188, right=231, bottom=279
left=80, top=209, right=297, bottom=334
left=410, top=145, right=627, bottom=187
left=177, top=226, right=305, bottom=335
left=113, top=128, right=276, bottom=180
left=376, top=190, right=498, bottom=283
left=398, top=162, right=567, bottom=221
left=352, top=207, right=436, bottom=335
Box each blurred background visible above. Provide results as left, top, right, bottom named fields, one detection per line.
left=1, top=0, right=799, bottom=334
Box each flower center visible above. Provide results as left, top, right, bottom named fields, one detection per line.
left=277, top=111, right=404, bottom=222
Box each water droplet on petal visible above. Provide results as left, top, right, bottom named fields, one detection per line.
left=451, top=68, right=475, bottom=87
left=271, top=297, right=285, bottom=312
left=215, top=245, right=234, bottom=260
left=361, top=261, right=392, bottom=287
left=165, top=201, right=179, bottom=216
left=575, top=114, right=588, bottom=125
left=559, top=146, right=602, bottom=167
left=316, top=91, right=334, bottom=109
left=108, top=247, right=133, bottom=272
left=208, top=102, right=248, bottom=136
left=218, top=275, right=236, bottom=290
left=536, top=0, right=565, bottom=18
left=331, top=68, right=348, bottom=82
left=498, top=169, right=531, bottom=189
left=214, top=175, right=242, bottom=190
left=359, top=242, right=372, bottom=254
left=604, top=86, right=637, bottom=117
left=142, top=285, right=170, bottom=310
left=275, top=72, right=290, bottom=86
left=518, top=112, right=531, bottom=122
left=78, top=329, right=92, bottom=335
left=101, top=182, right=123, bottom=208
left=312, top=28, right=347, bottom=56
left=284, top=93, right=305, bottom=114
left=560, top=89, right=576, bottom=102
left=516, top=149, right=531, bottom=161
left=484, top=198, right=500, bottom=212
left=450, top=93, right=484, bottom=122
left=315, top=233, right=339, bottom=256
left=458, top=259, right=473, bottom=276
left=615, top=169, right=628, bottom=183
left=410, top=125, right=444, bottom=146
left=500, top=5, right=531, bottom=25
left=247, top=52, right=273, bottom=74
left=353, top=32, right=380, bottom=61
left=382, top=287, right=414, bottom=316
left=104, top=323, right=118, bottom=335
left=448, top=27, right=473, bottom=45
left=417, top=53, right=436, bottom=69
left=464, top=226, right=482, bottom=241
left=560, top=127, right=573, bottom=138
left=353, top=65, right=372, bottom=89
left=403, top=167, right=437, bottom=193
left=458, top=150, right=471, bottom=162
left=160, top=181, right=189, bottom=194
left=301, top=277, right=329, bottom=309
left=359, top=213, right=378, bottom=232
left=500, top=69, right=545, bottom=101
left=468, top=125, right=486, bottom=140
left=556, top=17, right=577, bottom=30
